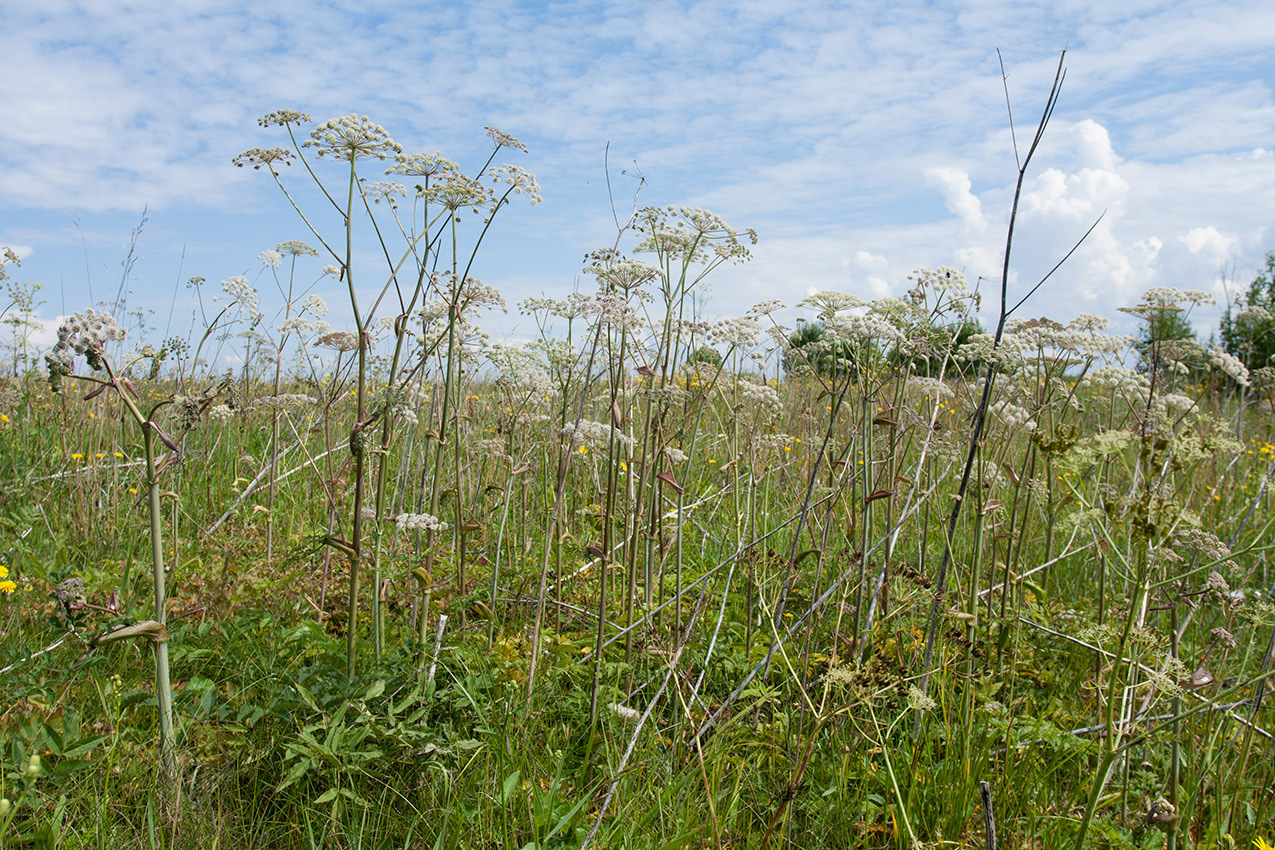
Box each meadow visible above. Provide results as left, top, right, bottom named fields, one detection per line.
left=0, top=96, right=1273, bottom=850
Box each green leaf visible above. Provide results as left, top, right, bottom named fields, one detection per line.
left=42, top=722, right=65, bottom=757
left=295, top=682, right=319, bottom=713
left=61, top=734, right=110, bottom=758
left=391, top=686, right=424, bottom=716
left=313, top=787, right=340, bottom=805
left=277, top=757, right=314, bottom=792
left=364, top=679, right=386, bottom=700
left=545, top=795, right=589, bottom=841
left=501, top=770, right=521, bottom=805
left=47, top=758, right=96, bottom=781
left=653, top=829, right=704, bottom=850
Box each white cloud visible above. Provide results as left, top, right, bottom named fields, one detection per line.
left=1180, top=226, right=1237, bottom=260
left=853, top=250, right=888, bottom=272
left=925, top=167, right=987, bottom=231
left=1, top=0, right=1272, bottom=350
left=1072, top=119, right=1119, bottom=170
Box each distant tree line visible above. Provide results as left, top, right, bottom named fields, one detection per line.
left=1221, top=251, right=1275, bottom=372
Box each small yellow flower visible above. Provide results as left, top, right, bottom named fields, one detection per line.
left=0, top=414, right=9, bottom=422
left=71, top=453, right=84, bottom=461
left=1254, top=837, right=1274, bottom=850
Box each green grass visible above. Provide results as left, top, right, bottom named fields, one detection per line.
left=1, top=340, right=1272, bottom=848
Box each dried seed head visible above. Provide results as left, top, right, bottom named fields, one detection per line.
left=1209, top=627, right=1237, bottom=648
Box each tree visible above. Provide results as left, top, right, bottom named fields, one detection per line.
left=782, top=320, right=861, bottom=378
left=892, top=319, right=984, bottom=378
left=1135, top=304, right=1198, bottom=377
left=686, top=345, right=721, bottom=367
left=1220, top=251, right=1275, bottom=370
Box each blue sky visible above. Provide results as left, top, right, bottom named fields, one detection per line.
left=3, top=0, right=1273, bottom=352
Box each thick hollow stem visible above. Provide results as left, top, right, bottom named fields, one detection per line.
left=144, top=427, right=176, bottom=779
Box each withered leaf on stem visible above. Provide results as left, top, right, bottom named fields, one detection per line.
left=656, top=472, right=685, bottom=494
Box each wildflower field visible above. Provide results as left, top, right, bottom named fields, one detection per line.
left=1, top=102, right=1273, bottom=850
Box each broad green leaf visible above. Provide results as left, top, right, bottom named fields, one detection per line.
left=501, top=770, right=521, bottom=804
left=61, top=734, right=110, bottom=758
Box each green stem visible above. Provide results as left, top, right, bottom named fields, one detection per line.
left=144, top=426, right=175, bottom=779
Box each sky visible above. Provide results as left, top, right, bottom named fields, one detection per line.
left=2, top=0, right=1273, bottom=355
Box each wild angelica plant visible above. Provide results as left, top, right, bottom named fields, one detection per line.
left=44, top=309, right=214, bottom=779
left=239, top=113, right=539, bottom=676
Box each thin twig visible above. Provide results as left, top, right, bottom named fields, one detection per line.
left=0, top=633, right=71, bottom=675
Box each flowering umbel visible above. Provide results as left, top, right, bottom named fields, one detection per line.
left=305, top=115, right=402, bottom=161
left=45, top=309, right=127, bottom=389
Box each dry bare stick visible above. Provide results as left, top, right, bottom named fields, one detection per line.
left=580, top=488, right=837, bottom=665
left=34, top=459, right=147, bottom=482
left=694, top=470, right=950, bottom=742
left=992, top=701, right=1265, bottom=757
left=0, top=633, right=70, bottom=675
left=856, top=382, right=949, bottom=660
left=426, top=614, right=448, bottom=685
left=578, top=584, right=710, bottom=850
left=525, top=325, right=607, bottom=703
left=915, top=50, right=1069, bottom=710
left=772, top=377, right=854, bottom=627
left=206, top=441, right=333, bottom=534
left=1228, top=451, right=1275, bottom=549
left=1018, top=617, right=1273, bottom=741
left=976, top=533, right=1090, bottom=599
left=980, top=781, right=997, bottom=850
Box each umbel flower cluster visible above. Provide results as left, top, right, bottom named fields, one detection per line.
left=395, top=513, right=449, bottom=533
left=305, top=115, right=402, bottom=161
left=45, top=309, right=126, bottom=387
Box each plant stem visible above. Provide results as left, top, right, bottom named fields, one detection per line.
left=144, top=426, right=176, bottom=779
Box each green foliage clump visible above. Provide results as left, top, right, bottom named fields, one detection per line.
left=1221, top=251, right=1275, bottom=370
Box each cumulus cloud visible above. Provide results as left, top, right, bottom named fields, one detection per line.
left=1180, top=226, right=1237, bottom=260
left=925, top=167, right=987, bottom=231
